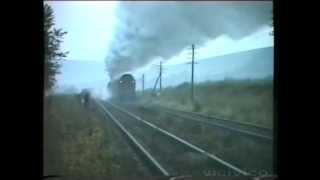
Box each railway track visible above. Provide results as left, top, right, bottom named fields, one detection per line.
left=94, top=99, right=253, bottom=177
left=141, top=105, right=273, bottom=141
left=94, top=100, right=169, bottom=177
left=122, top=103, right=273, bottom=174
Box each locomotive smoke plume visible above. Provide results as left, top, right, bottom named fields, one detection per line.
left=106, top=1, right=272, bottom=79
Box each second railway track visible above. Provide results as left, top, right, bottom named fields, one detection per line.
left=120, top=102, right=274, bottom=175
left=141, top=105, right=273, bottom=141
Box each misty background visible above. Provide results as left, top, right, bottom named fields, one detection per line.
left=49, top=1, right=273, bottom=98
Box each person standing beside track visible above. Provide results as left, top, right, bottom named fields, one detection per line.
left=84, top=90, right=90, bottom=108
left=80, top=89, right=91, bottom=109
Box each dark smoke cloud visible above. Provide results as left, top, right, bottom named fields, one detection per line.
left=106, top=1, right=272, bottom=79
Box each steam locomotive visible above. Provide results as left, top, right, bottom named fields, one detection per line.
left=108, top=74, right=136, bottom=101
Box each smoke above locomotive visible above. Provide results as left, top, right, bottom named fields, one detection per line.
left=108, top=74, right=136, bottom=101
left=105, top=1, right=272, bottom=78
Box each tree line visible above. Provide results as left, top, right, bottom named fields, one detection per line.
left=44, top=3, right=68, bottom=92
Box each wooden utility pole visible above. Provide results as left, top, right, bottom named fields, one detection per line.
left=152, top=75, right=160, bottom=96
left=159, top=61, right=162, bottom=93
left=142, top=74, right=145, bottom=94
left=191, top=44, right=195, bottom=103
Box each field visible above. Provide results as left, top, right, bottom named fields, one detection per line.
left=44, top=94, right=151, bottom=179
left=44, top=94, right=113, bottom=179
left=140, top=78, right=274, bottom=128
left=43, top=77, right=274, bottom=178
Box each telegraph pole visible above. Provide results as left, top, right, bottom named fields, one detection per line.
left=152, top=75, right=160, bottom=96
left=151, top=61, right=166, bottom=96
left=191, top=44, right=195, bottom=103
left=142, top=74, right=145, bottom=94
left=159, top=61, right=162, bottom=93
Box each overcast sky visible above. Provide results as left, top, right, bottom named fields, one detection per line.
left=47, top=1, right=272, bottom=62
left=47, top=1, right=118, bottom=61
left=46, top=1, right=273, bottom=95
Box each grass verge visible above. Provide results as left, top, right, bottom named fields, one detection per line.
left=44, top=94, right=112, bottom=178
left=140, top=78, right=273, bottom=128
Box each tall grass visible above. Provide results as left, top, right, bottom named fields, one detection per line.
left=44, top=94, right=112, bottom=178
left=140, top=78, right=273, bottom=128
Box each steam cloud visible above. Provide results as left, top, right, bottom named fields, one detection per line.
left=106, top=1, right=272, bottom=79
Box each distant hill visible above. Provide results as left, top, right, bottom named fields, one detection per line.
left=134, top=47, right=273, bottom=89
left=55, top=47, right=273, bottom=97
left=56, top=60, right=108, bottom=86
left=55, top=60, right=109, bottom=98
left=194, top=46, right=273, bottom=81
